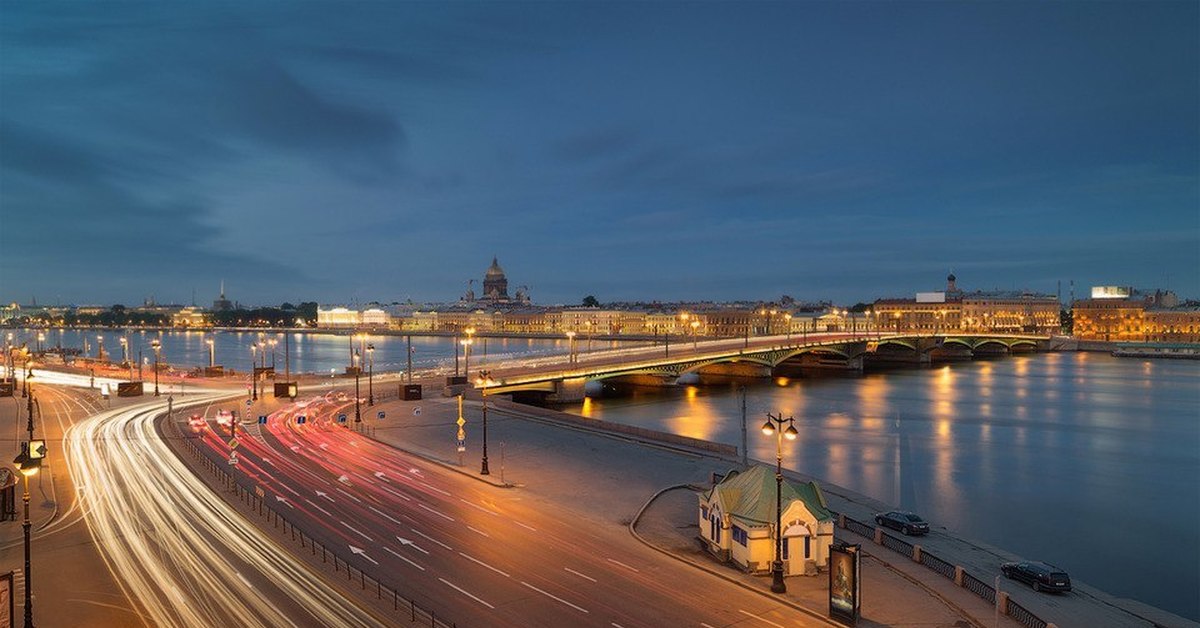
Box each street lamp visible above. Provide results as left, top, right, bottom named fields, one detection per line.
left=784, top=313, right=792, bottom=342
left=268, top=338, right=277, bottom=369
left=249, top=345, right=258, bottom=401
left=14, top=450, right=40, bottom=628
left=690, top=319, right=700, bottom=350
left=476, top=370, right=494, bottom=475
left=461, top=331, right=474, bottom=381
left=150, top=338, right=161, bottom=397
left=36, top=333, right=44, bottom=355
left=761, top=412, right=798, bottom=594
left=353, top=348, right=362, bottom=427
left=119, top=336, right=129, bottom=365
left=206, top=338, right=215, bottom=368
left=565, top=331, right=576, bottom=364
left=366, top=344, right=375, bottom=406
left=97, top=335, right=104, bottom=362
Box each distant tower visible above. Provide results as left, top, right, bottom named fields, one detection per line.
left=946, top=272, right=958, bottom=293
left=482, top=256, right=509, bottom=302
left=212, top=280, right=233, bottom=311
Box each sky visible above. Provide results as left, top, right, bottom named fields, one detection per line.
left=2, top=2, right=1197, bottom=307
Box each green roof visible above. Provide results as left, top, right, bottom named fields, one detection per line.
left=706, top=465, right=833, bottom=527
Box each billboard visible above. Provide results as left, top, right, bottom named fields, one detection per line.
left=1091, top=286, right=1132, bottom=299
left=829, top=542, right=861, bottom=626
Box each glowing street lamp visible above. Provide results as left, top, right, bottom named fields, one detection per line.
left=249, top=344, right=258, bottom=401
left=14, top=446, right=41, bottom=628
left=476, top=370, right=496, bottom=475
left=690, top=319, right=700, bottom=350
left=366, top=344, right=375, bottom=406
left=761, top=412, right=799, bottom=594
left=206, top=338, right=215, bottom=368
left=150, top=338, right=161, bottom=397
left=565, top=331, right=576, bottom=364
left=462, top=327, right=475, bottom=381
left=96, top=335, right=105, bottom=361
left=353, top=348, right=362, bottom=427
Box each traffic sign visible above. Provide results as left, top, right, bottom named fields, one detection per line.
left=297, top=415, right=306, bottom=424
left=338, top=413, right=347, bottom=423
left=246, top=399, right=252, bottom=407
left=228, top=438, right=240, bottom=449
left=413, top=407, right=422, bottom=416
left=258, top=415, right=268, bottom=425
left=377, top=411, right=385, bottom=419
left=228, top=454, right=239, bottom=466
left=29, top=439, right=47, bottom=460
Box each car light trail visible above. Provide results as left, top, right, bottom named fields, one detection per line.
left=64, top=395, right=387, bottom=628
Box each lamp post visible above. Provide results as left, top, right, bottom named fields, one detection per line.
left=366, top=344, right=375, bottom=406
left=36, top=333, right=44, bottom=355
left=761, top=411, right=798, bottom=594
left=206, top=338, right=215, bottom=368
left=269, top=338, right=277, bottom=369
left=14, top=450, right=40, bottom=628
left=353, top=349, right=361, bottom=427
left=585, top=319, right=594, bottom=354
left=690, top=319, right=700, bottom=350
left=150, top=338, right=161, bottom=397
left=249, top=345, right=258, bottom=401
left=96, top=335, right=104, bottom=362
left=784, top=313, right=792, bottom=342
left=461, top=331, right=474, bottom=382
left=566, top=331, right=576, bottom=364
left=477, top=370, right=493, bottom=475
left=119, top=336, right=128, bottom=366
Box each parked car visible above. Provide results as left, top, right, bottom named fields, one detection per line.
left=874, top=511, right=930, bottom=535
left=1001, top=561, right=1072, bottom=593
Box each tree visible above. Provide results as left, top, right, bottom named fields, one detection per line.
left=581, top=295, right=600, bottom=308
left=1060, top=308, right=1073, bottom=335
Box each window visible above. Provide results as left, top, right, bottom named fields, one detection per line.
left=732, top=526, right=747, bottom=546
left=701, top=505, right=709, bottom=520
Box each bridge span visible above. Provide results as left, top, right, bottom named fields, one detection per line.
left=475, top=332, right=1058, bottom=403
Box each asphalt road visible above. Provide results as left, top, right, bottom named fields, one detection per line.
left=186, top=391, right=832, bottom=627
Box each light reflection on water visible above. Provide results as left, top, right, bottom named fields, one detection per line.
left=567, top=353, right=1200, bottom=621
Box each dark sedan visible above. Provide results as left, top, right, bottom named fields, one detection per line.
left=1001, top=561, right=1072, bottom=593
left=874, top=511, right=930, bottom=535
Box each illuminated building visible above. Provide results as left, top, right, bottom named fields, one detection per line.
left=874, top=273, right=1059, bottom=334
left=316, top=307, right=360, bottom=328
left=171, top=307, right=211, bottom=328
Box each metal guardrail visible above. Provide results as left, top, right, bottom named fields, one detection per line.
left=962, top=572, right=996, bottom=605
left=167, top=419, right=455, bottom=628
left=839, top=515, right=1048, bottom=627
left=1006, top=599, right=1048, bottom=628
left=919, top=550, right=955, bottom=579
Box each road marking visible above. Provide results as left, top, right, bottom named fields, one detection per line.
left=349, top=545, right=379, bottom=565
left=466, top=525, right=490, bottom=538
left=737, top=610, right=786, bottom=628
left=316, top=491, right=335, bottom=503
left=394, top=536, right=430, bottom=555
left=606, top=558, right=640, bottom=573
left=460, top=498, right=499, bottom=515
left=304, top=499, right=333, bottom=518
left=379, top=484, right=411, bottom=501
left=459, top=552, right=510, bottom=577
left=521, top=581, right=588, bottom=613
left=418, top=480, right=450, bottom=496
left=341, top=521, right=374, bottom=542
left=384, top=546, right=425, bottom=571
left=279, top=483, right=301, bottom=496
left=514, top=520, right=538, bottom=532
left=335, top=488, right=363, bottom=503
left=439, top=578, right=494, bottom=609
left=612, top=624, right=626, bottom=628
left=353, top=472, right=375, bottom=485
left=236, top=572, right=253, bottom=588
left=700, top=624, right=717, bottom=628
left=564, top=567, right=596, bottom=582
left=418, top=503, right=454, bottom=521
left=368, top=505, right=406, bottom=527
left=411, top=528, right=453, bottom=551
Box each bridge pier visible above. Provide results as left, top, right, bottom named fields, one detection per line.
left=546, top=377, right=588, bottom=404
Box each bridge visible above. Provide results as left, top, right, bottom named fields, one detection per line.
left=477, top=332, right=1056, bottom=403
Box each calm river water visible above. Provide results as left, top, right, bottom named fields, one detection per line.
left=566, top=352, right=1199, bottom=621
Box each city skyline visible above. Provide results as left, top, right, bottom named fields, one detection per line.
left=2, top=3, right=1197, bottom=305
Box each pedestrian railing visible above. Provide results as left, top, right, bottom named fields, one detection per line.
left=163, top=417, right=456, bottom=628
left=836, top=513, right=1052, bottom=628
left=1007, top=599, right=1048, bottom=628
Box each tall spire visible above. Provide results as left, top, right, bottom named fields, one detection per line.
left=220, top=279, right=225, bottom=298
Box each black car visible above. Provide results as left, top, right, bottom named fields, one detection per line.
left=874, top=511, right=930, bottom=535
left=1001, top=561, right=1072, bottom=593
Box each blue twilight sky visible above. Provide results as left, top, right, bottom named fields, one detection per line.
left=1, top=2, right=1197, bottom=307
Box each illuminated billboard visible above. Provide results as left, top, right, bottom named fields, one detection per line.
left=829, top=542, right=861, bottom=626
left=1091, top=286, right=1132, bottom=299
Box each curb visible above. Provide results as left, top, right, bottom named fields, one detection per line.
left=627, top=484, right=840, bottom=627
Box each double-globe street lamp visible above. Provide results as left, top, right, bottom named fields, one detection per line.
left=150, top=338, right=161, bottom=397
left=761, top=412, right=798, bottom=594
left=14, top=449, right=40, bottom=628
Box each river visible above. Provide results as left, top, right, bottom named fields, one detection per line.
left=566, top=352, right=1200, bottom=621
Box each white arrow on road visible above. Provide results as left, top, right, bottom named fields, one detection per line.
left=338, top=474, right=351, bottom=484
left=319, top=443, right=330, bottom=450
left=290, top=445, right=300, bottom=452
left=395, top=536, right=429, bottom=555
left=275, top=495, right=293, bottom=508
left=374, top=471, right=389, bottom=481
left=349, top=546, right=379, bottom=565
left=316, top=491, right=335, bottom=503
left=408, top=468, right=423, bottom=476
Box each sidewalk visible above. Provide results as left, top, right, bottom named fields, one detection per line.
left=358, top=388, right=1014, bottom=627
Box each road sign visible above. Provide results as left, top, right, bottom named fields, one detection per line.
left=377, top=411, right=385, bottom=419
left=255, top=486, right=265, bottom=498
left=228, top=438, right=239, bottom=449
left=228, top=454, right=239, bottom=466
left=258, top=415, right=268, bottom=425
left=246, top=399, right=252, bottom=407
left=413, top=407, right=422, bottom=416
left=297, top=415, right=306, bottom=424
left=29, top=439, right=47, bottom=460
left=338, top=413, right=347, bottom=423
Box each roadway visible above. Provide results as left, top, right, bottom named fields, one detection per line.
left=184, top=391, right=832, bottom=627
